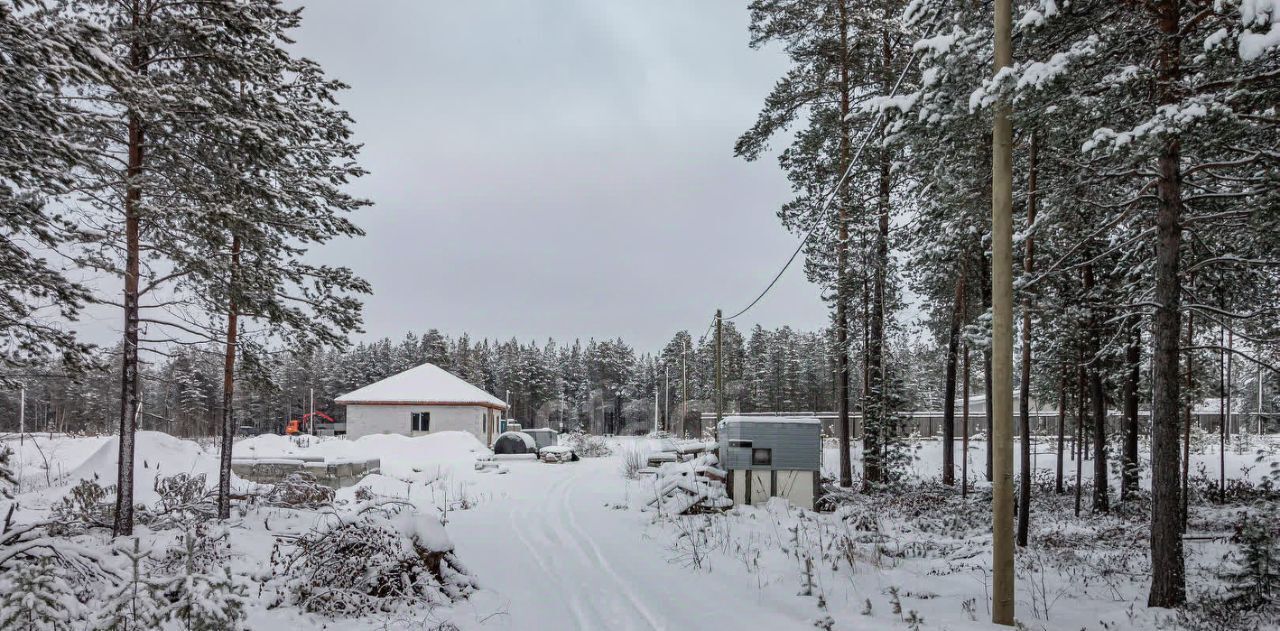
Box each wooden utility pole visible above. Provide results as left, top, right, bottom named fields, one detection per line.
left=664, top=365, right=670, bottom=434
left=682, top=339, right=688, bottom=437
left=990, top=0, right=1015, bottom=622
left=715, top=309, right=723, bottom=427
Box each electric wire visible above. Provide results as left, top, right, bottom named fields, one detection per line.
left=721, top=48, right=922, bottom=323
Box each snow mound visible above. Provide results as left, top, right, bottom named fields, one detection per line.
left=236, top=431, right=491, bottom=478
left=64, top=431, right=232, bottom=504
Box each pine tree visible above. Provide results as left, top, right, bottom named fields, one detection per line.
left=0, top=558, right=83, bottom=630
left=0, top=444, right=15, bottom=498
left=0, top=0, right=98, bottom=382
left=159, top=532, right=247, bottom=630
left=1222, top=512, right=1280, bottom=610
left=94, top=539, right=165, bottom=631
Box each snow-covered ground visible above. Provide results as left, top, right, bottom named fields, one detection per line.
left=2, top=431, right=1277, bottom=629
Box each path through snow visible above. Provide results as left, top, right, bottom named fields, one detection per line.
left=450, top=456, right=813, bottom=630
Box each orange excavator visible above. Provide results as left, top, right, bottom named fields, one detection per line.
left=285, top=411, right=334, bottom=435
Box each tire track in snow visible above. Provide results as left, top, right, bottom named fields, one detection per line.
left=533, top=471, right=630, bottom=625
left=507, top=473, right=598, bottom=628
left=560, top=470, right=665, bottom=630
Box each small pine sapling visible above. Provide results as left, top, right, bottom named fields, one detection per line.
left=888, top=586, right=902, bottom=616
left=159, top=532, right=248, bottom=630
left=0, top=445, right=16, bottom=498
left=94, top=538, right=166, bottom=630
left=1221, top=511, right=1280, bottom=610
left=0, top=558, right=83, bottom=630
left=811, top=594, right=834, bottom=630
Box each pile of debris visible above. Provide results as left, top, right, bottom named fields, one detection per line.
left=642, top=446, right=731, bottom=516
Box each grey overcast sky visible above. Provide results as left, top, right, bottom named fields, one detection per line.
left=286, top=0, right=828, bottom=351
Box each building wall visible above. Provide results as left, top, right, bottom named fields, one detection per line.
left=718, top=420, right=822, bottom=471
left=345, top=404, right=499, bottom=443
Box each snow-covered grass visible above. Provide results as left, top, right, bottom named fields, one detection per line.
left=2, top=431, right=1277, bottom=629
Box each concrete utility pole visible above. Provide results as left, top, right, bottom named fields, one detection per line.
left=664, top=365, right=670, bottom=434
left=19, top=385, right=25, bottom=446
left=309, top=387, right=315, bottom=435
left=654, top=364, right=660, bottom=435
left=991, top=0, right=1016, bottom=624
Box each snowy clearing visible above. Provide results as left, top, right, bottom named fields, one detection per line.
left=2, top=431, right=1277, bottom=629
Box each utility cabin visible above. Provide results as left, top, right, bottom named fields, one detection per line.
left=718, top=416, right=821, bottom=510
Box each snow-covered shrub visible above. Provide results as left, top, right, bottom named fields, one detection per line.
left=0, top=445, right=16, bottom=498
left=94, top=538, right=166, bottom=630
left=49, top=479, right=114, bottom=534
left=152, top=524, right=230, bottom=576
left=564, top=431, right=611, bottom=458
left=620, top=446, right=647, bottom=479
left=265, top=471, right=334, bottom=508
left=0, top=558, right=84, bottom=630
left=269, top=503, right=474, bottom=618
left=0, top=521, right=119, bottom=597
left=1220, top=510, right=1280, bottom=611
left=159, top=532, right=248, bottom=631
left=1189, top=462, right=1280, bottom=505
left=143, top=473, right=217, bottom=529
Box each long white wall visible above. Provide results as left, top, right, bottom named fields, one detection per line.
left=345, top=404, right=496, bottom=443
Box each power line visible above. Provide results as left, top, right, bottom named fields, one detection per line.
left=722, top=48, right=922, bottom=323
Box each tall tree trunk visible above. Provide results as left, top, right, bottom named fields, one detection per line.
left=942, top=270, right=965, bottom=486
left=1017, top=131, right=1038, bottom=546
left=1055, top=375, right=1066, bottom=494
left=1084, top=264, right=1109, bottom=513
left=1090, top=359, right=1109, bottom=513
left=834, top=0, right=853, bottom=488
left=962, top=338, right=971, bottom=498
left=862, top=25, right=893, bottom=490
left=1219, top=326, right=1226, bottom=493
left=1122, top=321, right=1141, bottom=500
left=1148, top=0, right=1187, bottom=608
left=1181, top=294, right=1193, bottom=526
left=113, top=7, right=145, bottom=537
left=1075, top=361, right=1086, bottom=517
left=217, top=234, right=241, bottom=520
left=983, top=262, right=994, bottom=481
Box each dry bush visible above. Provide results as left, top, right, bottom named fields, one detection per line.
left=145, top=473, right=217, bottom=529
left=48, top=479, right=114, bottom=535
left=265, top=472, right=335, bottom=509
left=269, top=504, right=474, bottom=618
left=564, top=431, right=612, bottom=458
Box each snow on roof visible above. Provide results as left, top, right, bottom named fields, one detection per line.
left=719, top=415, right=821, bottom=425
left=335, top=362, right=508, bottom=409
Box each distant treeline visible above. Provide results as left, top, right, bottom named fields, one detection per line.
left=1, top=325, right=942, bottom=437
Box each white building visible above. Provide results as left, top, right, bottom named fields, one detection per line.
left=335, top=362, right=508, bottom=444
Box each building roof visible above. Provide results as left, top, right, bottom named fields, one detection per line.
left=719, top=415, right=821, bottom=425
left=335, top=362, right=508, bottom=409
